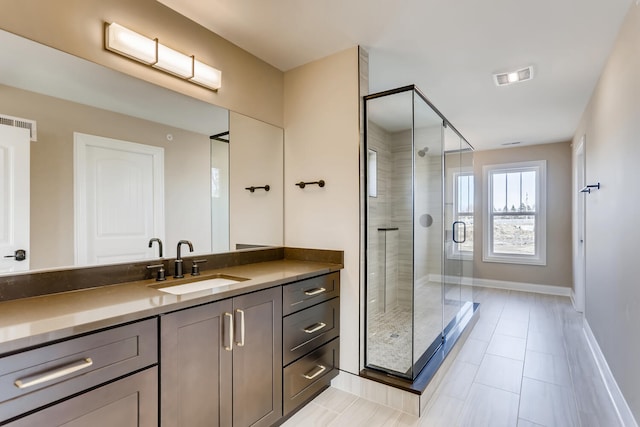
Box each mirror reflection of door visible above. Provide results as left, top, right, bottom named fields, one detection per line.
left=74, top=133, right=165, bottom=266
left=574, top=136, right=586, bottom=313
left=0, top=124, right=30, bottom=273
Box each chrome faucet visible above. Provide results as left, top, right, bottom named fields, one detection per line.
left=174, top=240, right=194, bottom=278
left=148, top=238, right=163, bottom=258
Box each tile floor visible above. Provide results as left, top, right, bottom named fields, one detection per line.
left=282, top=287, right=622, bottom=427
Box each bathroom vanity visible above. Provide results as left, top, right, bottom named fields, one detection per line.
left=0, top=248, right=342, bottom=426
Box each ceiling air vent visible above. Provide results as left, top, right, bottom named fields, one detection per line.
left=0, top=113, right=38, bottom=141
left=493, top=66, right=534, bottom=87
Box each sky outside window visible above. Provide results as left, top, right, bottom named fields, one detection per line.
left=492, top=170, right=536, bottom=212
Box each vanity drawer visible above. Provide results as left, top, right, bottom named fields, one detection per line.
left=283, top=338, right=339, bottom=416
left=0, top=318, right=158, bottom=422
left=283, top=298, right=339, bottom=366
left=5, top=367, right=158, bottom=427
left=282, top=272, right=340, bottom=315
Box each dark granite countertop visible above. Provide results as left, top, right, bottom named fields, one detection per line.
left=0, top=258, right=342, bottom=355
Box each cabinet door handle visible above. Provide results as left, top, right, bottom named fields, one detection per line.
left=224, top=312, right=234, bottom=351
left=235, top=309, right=245, bottom=347
left=302, top=364, right=326, bottom=380
left=304, top=287, right=326, bottom=296
left=303, top=322, right=327, bottom=334
left=14, top=358, right=93, bottom=389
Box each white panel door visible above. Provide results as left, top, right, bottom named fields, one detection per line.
left=0, top=125, right=30, bottom=273
left=74, top=133, right=164, bottom=266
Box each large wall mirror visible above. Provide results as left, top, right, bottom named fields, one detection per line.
left=0, top=29, right=284, bottom=274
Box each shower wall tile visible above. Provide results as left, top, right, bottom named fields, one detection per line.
left=367, top=122, right=394, bottom=315
left=384, top=231, right=399, bottom=309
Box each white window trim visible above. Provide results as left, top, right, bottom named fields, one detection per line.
left=482, top=160, right=547, bottom=266
left=448, top=169, right=474, bottom=261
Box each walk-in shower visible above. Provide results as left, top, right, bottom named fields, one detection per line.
left=364, top=85, right=476, bottom=381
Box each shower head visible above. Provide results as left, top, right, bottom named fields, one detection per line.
left=417, top=147, right=429, bottom=157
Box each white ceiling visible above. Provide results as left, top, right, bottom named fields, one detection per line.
left=157, top=0, right=633, bottom=150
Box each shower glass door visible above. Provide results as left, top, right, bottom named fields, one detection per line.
left=412, top=93, right=445, bottom=375
left=364, top=86, right=444, bottom=379
left=444, top=127, right=474, bottom=332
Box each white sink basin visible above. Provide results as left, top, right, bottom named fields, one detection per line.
left=154, top=275, right=247, bottom=295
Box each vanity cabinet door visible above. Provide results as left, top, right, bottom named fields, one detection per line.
left=160, top=299, right=233, bottom=427
left=232, top=287, right=282, bottom=427
left=160, top=287, right=283, bottom=427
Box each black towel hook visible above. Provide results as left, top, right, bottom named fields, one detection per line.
left=245, top=185, right=270, bottom=193
left=296, top=180, right=325, bottom=189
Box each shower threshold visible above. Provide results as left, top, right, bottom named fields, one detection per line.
left=360, top=301, right=480, bottom=395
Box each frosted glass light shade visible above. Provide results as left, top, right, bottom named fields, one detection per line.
left=190, top=60, right=222, bottom=90
left=154, top=44, right=194, bottom=78
left=105, top=22, right=221, bottom=91
left=106, top=23, right=156, bottom=65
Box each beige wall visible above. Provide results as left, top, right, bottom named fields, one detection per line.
left=0, top=84, right=212, bottom=269
left=573, top=3, right=640, bottom=420
left=284, top=47, right=361, bottom=374
left=473, top=142, right=573, bottom=287
left=0, top=0, right=283, bottom=127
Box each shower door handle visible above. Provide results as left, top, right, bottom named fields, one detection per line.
left=452, top=221, right=466, bottom=244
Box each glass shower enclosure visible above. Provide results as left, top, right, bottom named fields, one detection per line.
left=364, top=85, right=474, bottom=380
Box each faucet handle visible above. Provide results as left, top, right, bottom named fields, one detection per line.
left=191, top=259, right=208, bottom=276
left=147, top=264, right=167, bottom=281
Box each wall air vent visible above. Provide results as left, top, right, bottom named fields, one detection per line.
left=0, top=114, right=37, bottom=141
left=493, top=66, right=534, bottom=87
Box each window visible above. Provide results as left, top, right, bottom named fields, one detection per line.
left=483, top=160, right=546, bottom=265
left=368, top=149, right=377, bottom=197
left=452, top=172, right=474, bottom=259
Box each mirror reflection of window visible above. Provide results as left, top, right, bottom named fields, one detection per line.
left=368, top=149, right=378, bottom=197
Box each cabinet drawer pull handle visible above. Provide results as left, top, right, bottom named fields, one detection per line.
left=304, top=322, right=327, bottom=334
left=302, top=365, right=326, bottom=380
left=224, top=312, right=234, bottom=351
left=15, top=358, right=93, bottom=389
left=304, top=287, right=326, bottom=296
left=236, top=309, right=245, bottom=347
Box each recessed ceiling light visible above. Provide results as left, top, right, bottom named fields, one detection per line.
left=494, top=66, right=534, bottom=87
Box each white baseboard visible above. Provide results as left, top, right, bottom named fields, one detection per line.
left=428, top=274, right=571, bottom=297
left=570, top=290, right=585, bottom=312
left=583, top=319, right=638, bottom=427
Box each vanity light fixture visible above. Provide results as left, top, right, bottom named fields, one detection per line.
left=155, top=44, right=194, bottom=78
left=105, top=22, right=222, bottom=91
left=493, top=66, right=534, bottom=87
left=105, top=23, right=156, bottom=64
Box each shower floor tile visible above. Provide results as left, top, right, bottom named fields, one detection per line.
left=366, top=281, right=466, bottom=374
